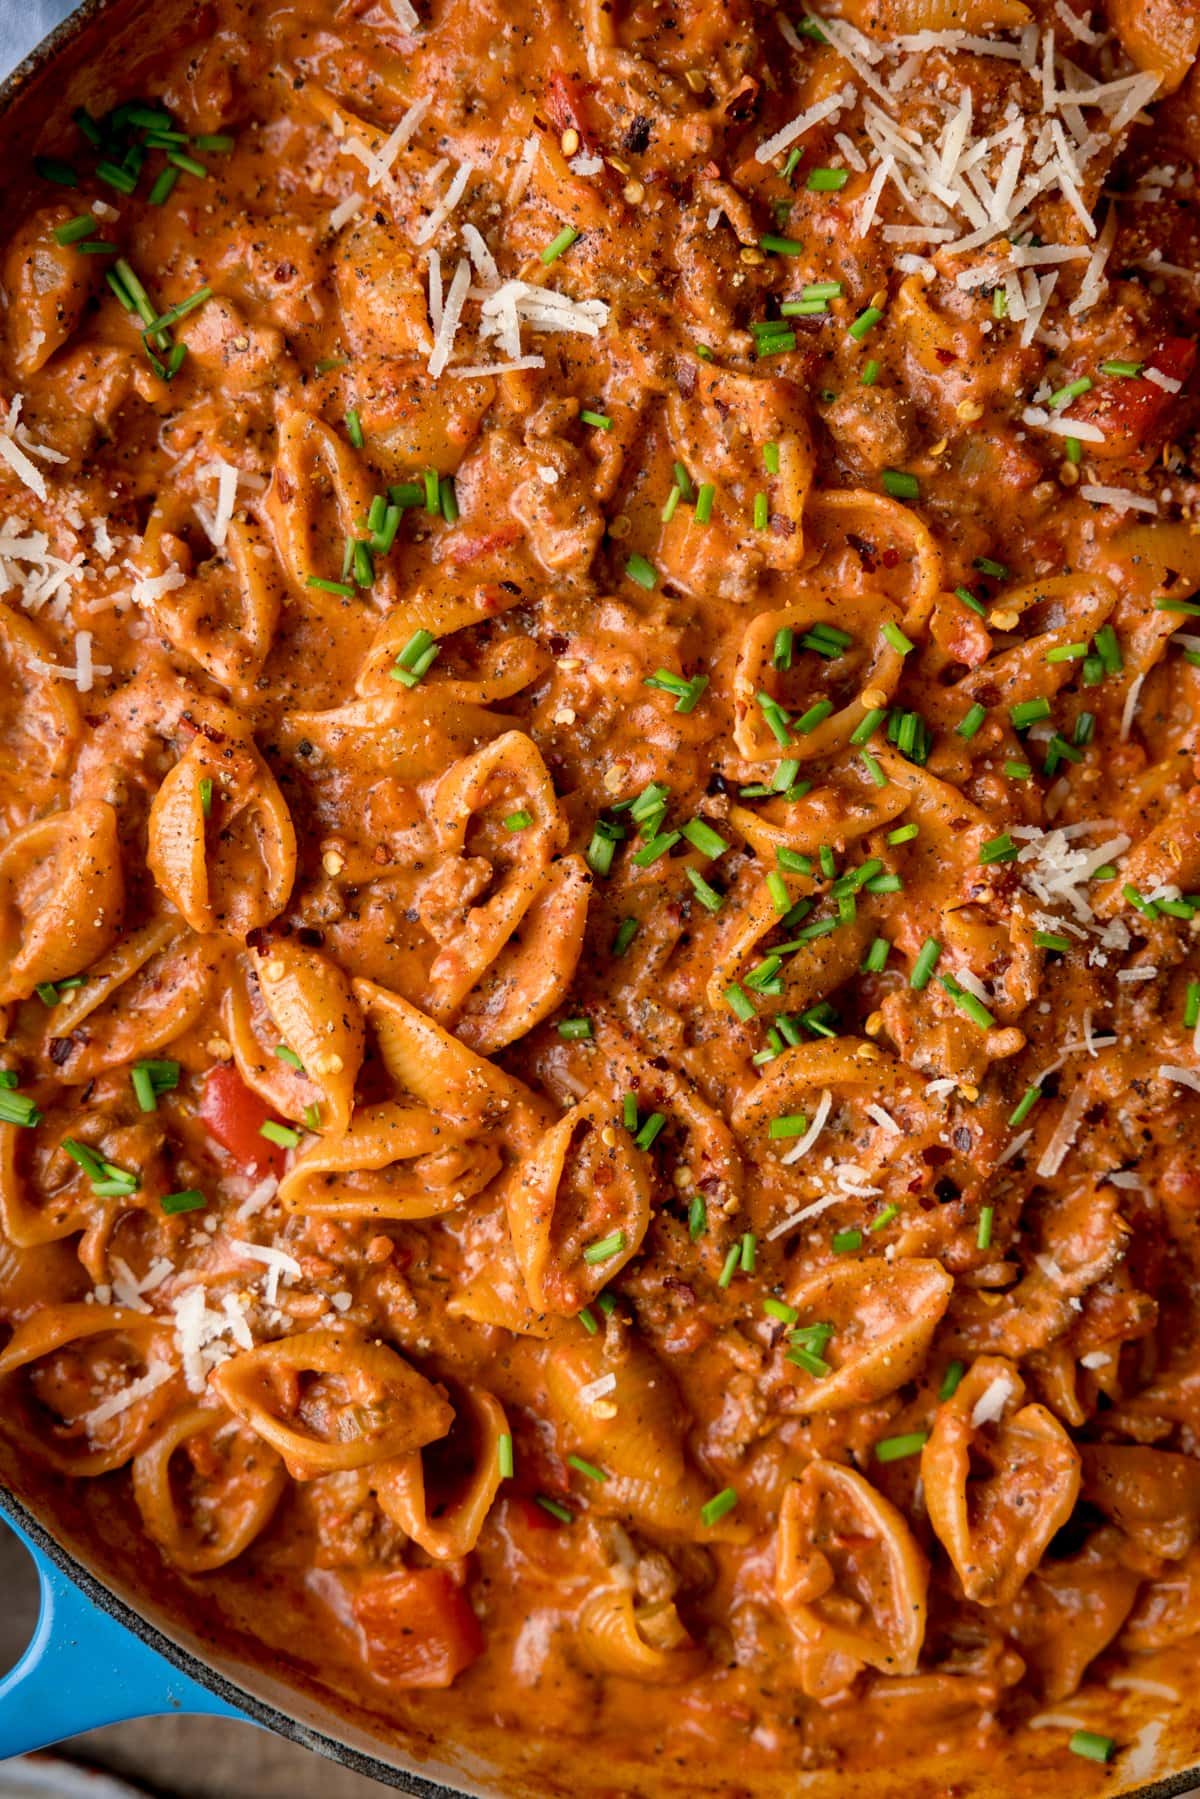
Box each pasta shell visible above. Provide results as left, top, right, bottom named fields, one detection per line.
left=210, top=1328, right=454, bottom=1480
left=776, top=1459, right=928, bottom=1691
left=0, top=799, right=123, bottom=1004
left=577, top=1589, right=703, bottom=1683
left=33, top=916, right=218, bottom=1081
left=507, top=1092, right=652, bottom=1314
left=242, top=939, right=365, bottom=1132
left=147, top=733, right=296, bottom=937
left=132, top=1404, right=287, bottom=1573
left=0, top=1304, right=177, bottom=1476
left=777, top=1258, right=953, bottom=1413
left=922, top=1356, right=1081, bottom=1606
left=453, top=854, right=591, bottom=1054
left=0, top=600, right=81, bottom=822
left=261, top=408, right=393, bottom=614
left=278, top=1101, right=502, bottom=1220
left=374, top=1386, right=508, bottom=1559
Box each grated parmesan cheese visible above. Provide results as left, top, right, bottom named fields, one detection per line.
left=779, top=1088, right=832, bottom=1165
left=970, top=1374, right=1015, bottom=1428
left=1080, top=483, right=1158, bottom=514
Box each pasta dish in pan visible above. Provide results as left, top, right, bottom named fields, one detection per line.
left=1, top=0, right=1199, bottom=1789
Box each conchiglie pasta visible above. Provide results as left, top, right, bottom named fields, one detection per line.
left=506, top=1092, right=651, bottom=1314
left=775, top=1259, right=953, bottom=1413
left=278, top=1101, right=503, bottom=1220
left=209, top=1328, right=454, bottom=1480
left=0, top=600, right=81, bottom=821
left=132, top=1404, right=287, bottom=1573
left=452, top=854, right=592, bottom=1053
left=0, top=1304, right=177, bottom=1476
left=418, top=730, right=572, bottom=1027
left=0, top=799, right=123, bottom=1004
left=921, top=1357, right=1081, bottom=1607
left=374, top=1385, right=508, bottom=1559
left=577, top=1588, right=703, bottom=1683
left=261, top=408, right=395, bottom=616
left=32, top=917, right=219, bottom=1082
left=776, top=1460, right=928, bottom=1694
left=146, top=733, right=296, bottom=937
left=227, top=939, right=365, bottom=1133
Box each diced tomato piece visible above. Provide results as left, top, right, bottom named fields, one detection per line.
left=1069, top=337, right=1195, bottom=464
left=199, top=1064, right=285, bottom=1175
left=353, top=1569, right=484, bottom=1689
left=445, top=525, right=522, bottom=567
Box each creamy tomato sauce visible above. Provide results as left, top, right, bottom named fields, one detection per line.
left=2, top=0, right=1200, bottom=1792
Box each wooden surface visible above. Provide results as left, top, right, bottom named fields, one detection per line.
left=0, top=1522, right=388, bottom=1797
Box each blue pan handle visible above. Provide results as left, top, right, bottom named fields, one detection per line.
left=0, top=1516, right=248, bottom=1758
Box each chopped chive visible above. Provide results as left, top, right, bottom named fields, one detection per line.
left=161, top=1188, right=206, bottom=1215
left=956, top=702, right=987, bottom=740
left=694, top=482, right=715, bottom=523
left=796, top=698, right=833, bottom=734
left=35, top=156, right=80, bottom=186
left=686, top=866, right=724, bottom=913
left=887, top=822, right=919, bottom=846
left=557, top=1017, right=593, bottom=1041
left=274, top=1044, right=305, bottom=1072
left=806, top=167, right=849, bottom=192
left=773, top=627, right=794, bottom=671
left=755, top=331, right=796, bottom=358
left=390, top=481, right=424, bottom=509
left=910, top=937, right=942, bottom=991
left=975, top=556, right=1008, bottom=579
left=763, top=1297, right=799, bottom=1324
left=535, top=1495, right=574, bottom=1524
left=881, top=468, right=919, bottom=500
left=939, top=974, right=995, bottom=1029
left=760, top=233, right=804, bottom=254
left=610, top=917, right=639, bottom=961
left=622, top=1093, right=639, bottom=1131
left=568, top=1453, right=608, bottom=1484
left=832, top=1228, right=862, bottom=1254
left=131, top=1064, right=158, bottom=1111
left=977, top=1205, right=994, bottom=1250
left=1047, top=375, right=1092, bottom=411
left=498, top=1432, right=514, bottom=1477
left=993, top=288, right=1008, bottom=319
left=700, top=1487, right=738, bottom=1526
left=633, top=1112, right=666, bottom=1151
left=859, top=749, right=886, bottom=787
left=851, top=706, right=886, bottom=745
left=582, top=1230, right=627, bottom=1265
left=725, top=982, right=755, bottom=1022
left=763, top=441, right=780, bottom=475
left=776, top=848, right=812, bottom=875
left=439, top=476, right=459, bottom=524
left=1010, top=696, right=1051, bottom=729
left=1185, top=981, right=1200, bottom=1031
left=586, top=821, right=622, bottom=878
left=193, top=133, right=235, bottom=152
left=740, top=1231, right=757, bottom=1273
left=624, top=552, right=657, bottom=590
left=1009, top=1085, right=1041, bottom=1128
left=868, top=1203, right=899, bottom=1232
left=875, top=1431, right=928, bottom=1463
left=0, top=1091, right=41, bottom=1128
left=580, top=409, right=612, bottom=430
left=864, top=871, right=902, bottom=894
left=882, top=621, right=915, bottom=656
left=1005, top=760, right=1032, bottom=781
left=1100, top=359, right=1141, bottom=378
left=260, top=1120, right=301, bottom=1148
left=688, top=1193, right=707, bottom=1238
left=53, top=214, right=97, bottom=246
left=1068, top=1732, right=1114, bottom=1765
left=753, top=490, right=769, bottom=530
left=345, top=407, right=364, bottom=448
left=979, top=832, right=1018, bottom=865
left=717, top=1243, right=741, bottom=1288
left=503, top=809, right=532, bottom=832
left=1045, top=641, right=1088, bottom=662
left=1033, top=930, right=1072, bottom=953
left=306, top=574, right=356, bottom=598
left=939, top=1360, right=965, bottom=1400
left=768, top=1114, right=809, bottom=1139
left=661, top=483, right=682, bottom=525
left=860, top=358, right=880, bottom=385
left=540, top=224, right=581, bottom=266
left=680, top=818, right=728, bottom=859
left=787, top=1345, right=831, bottom=1376
left=1154, top=596, right=1200, bottom=617
left=954, top=585, right=987, bottom=617
left=631, top=829, right=680, bottom=868
left=849, top=306, right=883, bottom=341
left=1065, top=435, right=1082, bottom=464
left=35, top=983, right=59, bottom=1006
left=862, top=936, right=890, bottom=973
left=1094, top=624, right=1123, bottom=672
